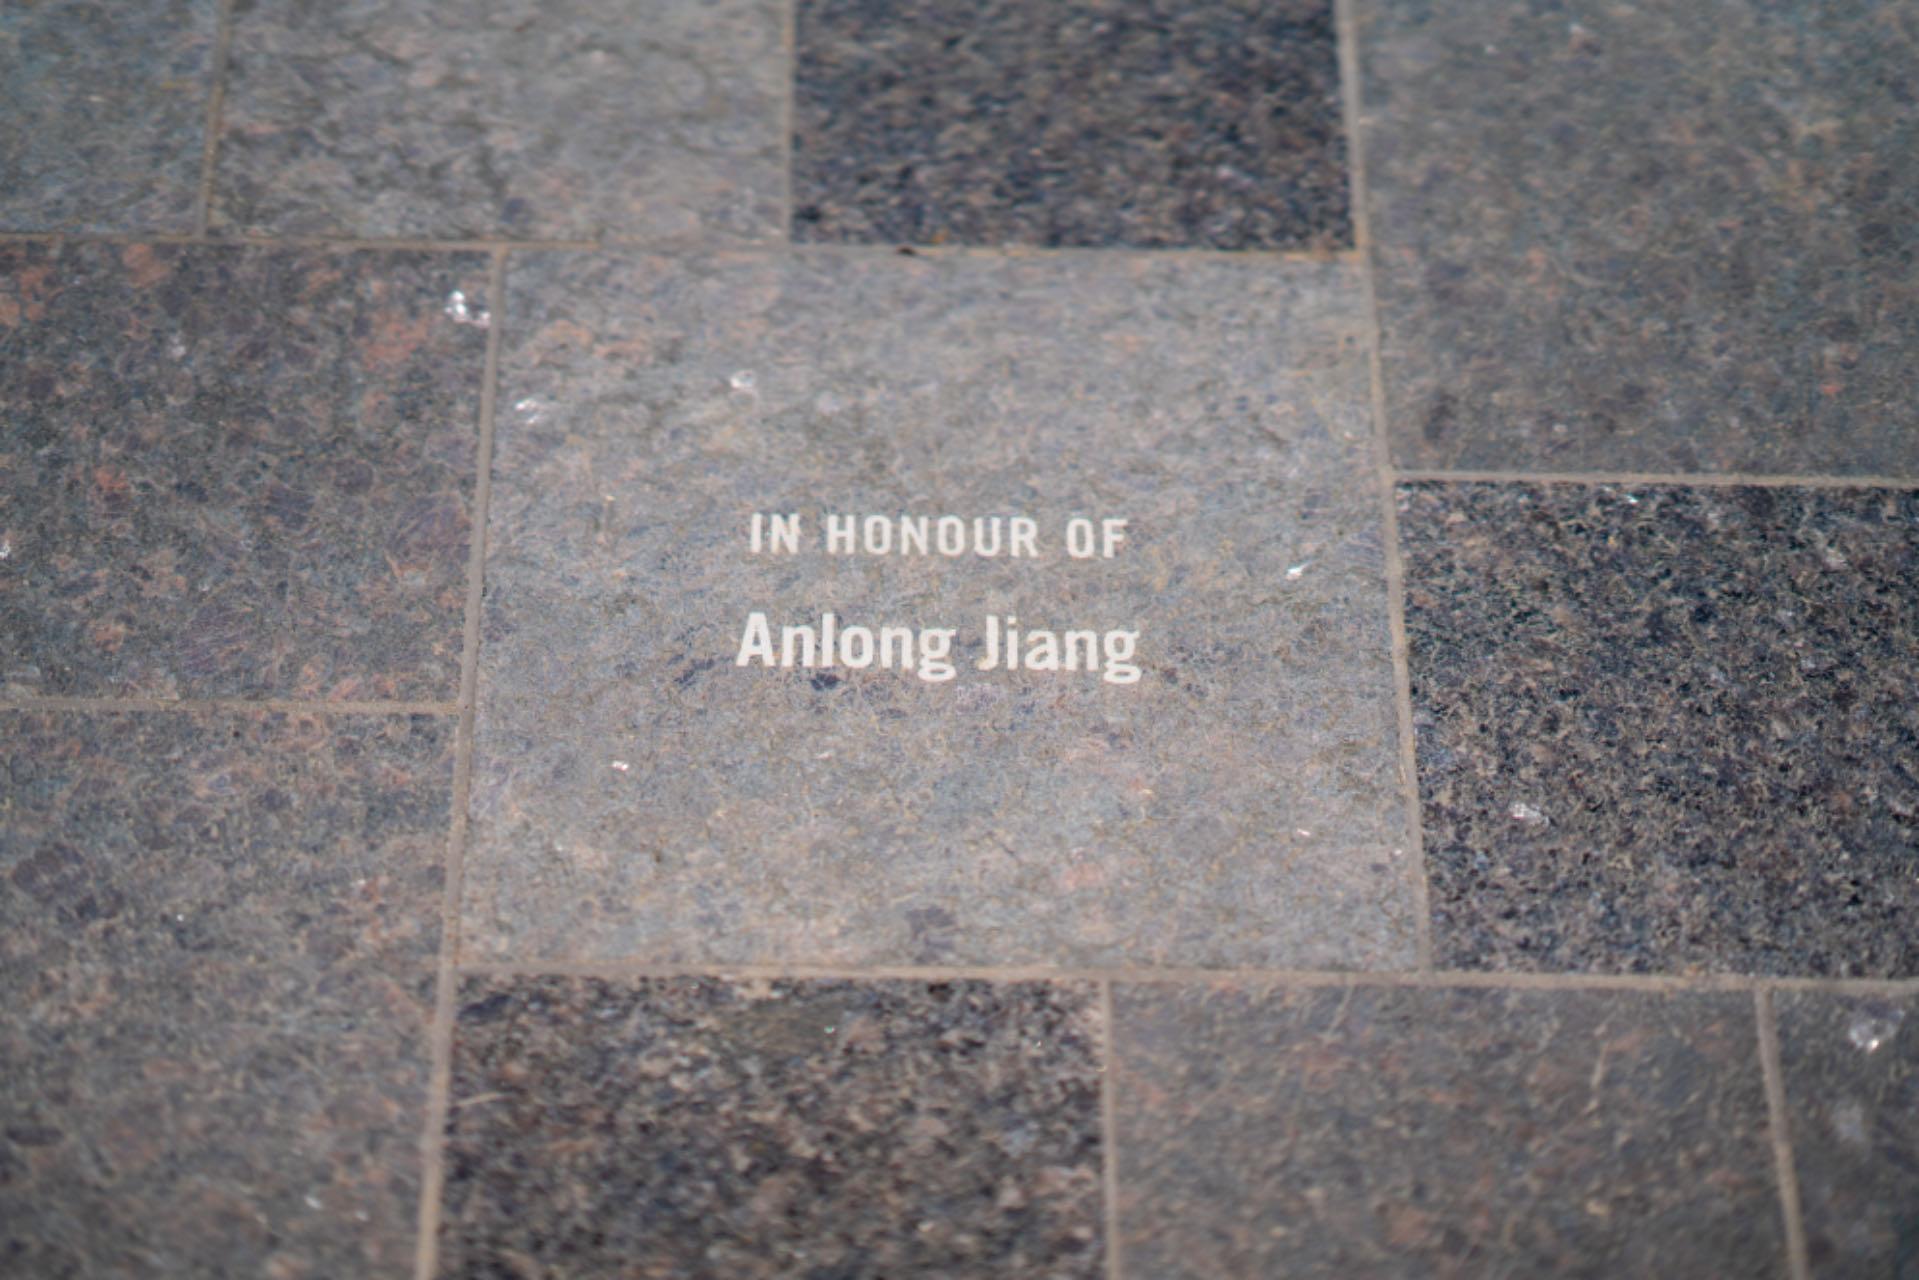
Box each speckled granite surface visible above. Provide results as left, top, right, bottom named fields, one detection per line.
left=465, top=251, right=1415, bottom=970
left=1399, top=483, right=1919, bottom=976
left=212, top=0, right=785, bottom=242
left=438, top=976, right=1104, bottom=1279
left=794, top=0, right=1350, bottom=249
left=1112, top=983, right=1783, bottom=1279
left=0, top=710, right=449, bottom=1279
left=1775, top=992, right=1919, bottom=1278
left=0, top=0, right=219, bottom=233
left=8, top=2, right=1919, bottom=1274
left=0, top=243, right=485, bottom=701
left=1358, top=0, right=1919, bottom=477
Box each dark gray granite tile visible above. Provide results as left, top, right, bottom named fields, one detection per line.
left=0, top=710, right=450, bottom=1279
left=0, top=0, right=219, bottom=233
left=794, top=0, right=1350, bottom=250
left=467, top=251, right=1415, bottom=970
left=1113, top=982, right=1784, bottom=1279
left=1359, top=0, right=1919, bottom=477
left=212, top=0, right=783, bottom=242
left=1399, top=483, right=1919, bottom=976
left=1775, top=992, right=1919, bottom=1278
left=437, top=975, right=1102, bottom=1279
left=0, top=242, right=486, bottom=701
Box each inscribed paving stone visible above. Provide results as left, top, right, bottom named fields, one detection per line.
left=1774, top=991, right=1919, bottom=1279
left=1399, top=482, right=1919, bottom=976
left=794, top=0, right=1351, bottom=250
left=1112, top=982, right=1785, bottom=1279
left=1359, top=0, right=1919, bottom=477
left=436, top=976, right=1103, bottom=1279
left=213, top=0, right=784, bottom=242
left=466, top=251, right=1414, bottom=969
left=0, top=243, right=486, bottom=701
left=0, top=710, right=450, bottom=1279
left=0, top=0, right=220, bottom=233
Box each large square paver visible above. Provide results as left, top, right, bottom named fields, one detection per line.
left=213, top=0, right=784, bottom=242
left=1358, top=0, right=1919, bottom=477
left=1112, top=982, right=1785, bottom=1278
left=1400, top=482, right=1919, bottom=977
left=466, top=251, right=1414, bottom=969
left=794, top=0, right=1351, bottom=250
left=0, top=243, right=485, bottom=701
left=436, top=976, right=1103, bottom=1278
left=0, top=710, right=449, bottom=1278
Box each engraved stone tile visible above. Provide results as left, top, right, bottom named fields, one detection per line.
left=1112, top=982, right=1784, bottom=1279
left=1774, top=991, right=1919, bottom=1278
left=437, top=975, right=1103, bottom=1279
left=468, top=252, right=1413, bottom=969
left=794, top=0, right=1350, bottom=250
left=0, top=243, right=486, bottom=701
left=0, top=710, right=450, bottom=1279
left=0, top=0, right=219, bottom=233
left=1399, top=482, right=1919, bottom=976
left=212, top=0, right=784, bottom=242
left=1358, top=0, right=1919, bottom=476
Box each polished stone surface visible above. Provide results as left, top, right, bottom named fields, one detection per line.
left=0, top=0, right=219, bottom=233
left=0, top=710, right=449, bottom=1279
left=213, top=0, right=784, bottom=242
left=1359, top=0, right=1919, bottom=477
left=794, top=0, right=1350, bottom=249
left=466, top=251, right=1414, bottom=970
left=437, top=976, right=1103, bottom=1278
left=1112, top=982, right=1783, bottom=1278
left=1399, top=483, right=1919, bottom=976
left=1775, top=991, right=1919, bottom=1278
left=0, top=243, right=485, bottom=701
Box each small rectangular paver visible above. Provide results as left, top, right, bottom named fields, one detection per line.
left=794, top=0, right=1351, bottom=249
left=1399, top=482, right=1919, bottom=977
left=1774, top=991, right=1919, bottom=1279
left=1358, top=0, right=1919, bottom=477
left=1112, top=982, right=1785, bottom=1279
left=0, top=243, right=486, bottom=701
left=212, top=0, right=784, bottom=242
left=0, top=0, right=220, bottom=233
left=0, top=710, right=450, bottom=1279
left=466, top=251, right=1414, bottom=970
left=437, top=975, right=1103, bottom=1279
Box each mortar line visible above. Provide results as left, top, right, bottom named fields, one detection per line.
left=0, top=228, right=1361, bottom=264
left=412, top=246, right=506, bottom=1280
left=0, top=695, right=457, bottom=716
left=1755, top=988, right=1812, bottom=1280
left=1099, top=980, right=1125, bottom=1280
left=1396, top=468, right=1918, bottom=490
left=452, top=959, right=1919, bottom=996
left=1334, top=0, right=1432, bottom=971
left=780, top=0, right=798, bottom=240
left=192, top=0, right=237, bottom=236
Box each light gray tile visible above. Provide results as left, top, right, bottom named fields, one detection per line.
left=466, top=251, right=1414, bottom=969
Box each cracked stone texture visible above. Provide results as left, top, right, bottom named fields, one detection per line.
left=467, top=251, right=1414, bottom=969
left=0, top=0, right=219, bottom=233
left=213, top=0, right=784, bottom=242
left=1399, top=483, right=1919, bottom=976
left=1774, top=992, right=1919, bottom=1278
left=1113, top=982, right=1784, bottom=1279
left=0, top=710, right=450, bottom=1280
left=437, top=976, right=1103, bottom=1279
left=793, top=0, right=1351, bottom=250
left=0, top=243, right=485, bottom=701
left=1359, top=0, right=1919, bottom=476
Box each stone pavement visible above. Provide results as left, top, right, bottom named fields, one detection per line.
left=2, top=1, right=1915, bottom=1276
